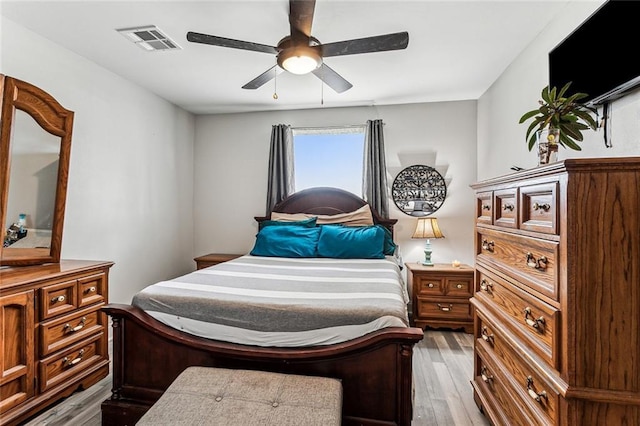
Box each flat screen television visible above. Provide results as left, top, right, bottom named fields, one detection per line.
left=549, top=0, right=640, bottom=106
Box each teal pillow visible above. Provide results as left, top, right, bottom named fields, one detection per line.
left=376, top=225, right=397, bottom=256
left=258, top=217, right=317, bottom=230
left=317, top=225, right=385, bottom=259
left=250, top=225, right=320, bottom=258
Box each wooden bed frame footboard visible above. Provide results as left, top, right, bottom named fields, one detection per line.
left=101, top=304, right=424, bottom=426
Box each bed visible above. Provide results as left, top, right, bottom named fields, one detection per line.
left=101, top=187, right=424, bottom=426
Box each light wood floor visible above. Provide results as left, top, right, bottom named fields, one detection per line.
left=23, top=330, right=488, bottom=426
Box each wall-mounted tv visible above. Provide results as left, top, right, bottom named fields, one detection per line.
left=549, top=0, right=640, bottom=106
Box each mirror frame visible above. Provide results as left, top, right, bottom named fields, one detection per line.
left=0, top=75, right=74, bottom=266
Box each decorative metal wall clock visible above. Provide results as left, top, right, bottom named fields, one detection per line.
left=391, top=165, right=447, bottom=217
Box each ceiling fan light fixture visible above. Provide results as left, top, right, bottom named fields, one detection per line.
left=277, top=46, right=321, bottom=75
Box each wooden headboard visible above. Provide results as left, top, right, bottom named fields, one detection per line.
left=255, top=187, right=397, bottom=233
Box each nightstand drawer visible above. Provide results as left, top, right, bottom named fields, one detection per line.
left=417, top=298, right=470, bottom=319
left=416, top=276, right=444, bottom=295
left=446, top=277, right=473, bottom=297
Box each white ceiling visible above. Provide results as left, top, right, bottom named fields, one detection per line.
left=1, top=1, right=576, bottom=114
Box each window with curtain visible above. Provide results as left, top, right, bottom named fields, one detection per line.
left=292, top=126, right=366, bottom=196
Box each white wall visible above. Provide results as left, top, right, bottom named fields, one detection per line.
left=477, top=0, right=640, bottom=180
left=1, top=17, right=196, bottom=304
left=194, top=101, right=478, bottom=267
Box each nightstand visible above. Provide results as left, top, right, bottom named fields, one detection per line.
left=194, top=253, right=243, bottom=270
left=405, top=262, right=474, bottom=333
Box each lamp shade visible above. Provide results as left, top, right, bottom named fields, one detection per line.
left=412, top=217, right=445, bottom=239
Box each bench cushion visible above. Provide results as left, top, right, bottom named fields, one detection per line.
left=136, top=367, right=342, bottom=425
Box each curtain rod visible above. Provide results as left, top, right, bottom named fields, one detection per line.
left=292, top=124, right=369, bottom=131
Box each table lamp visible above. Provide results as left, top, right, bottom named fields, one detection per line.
left=412, top=217, right=445, bottom=266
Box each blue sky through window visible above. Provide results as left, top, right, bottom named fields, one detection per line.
left=293, top=131, right=365, bottom=196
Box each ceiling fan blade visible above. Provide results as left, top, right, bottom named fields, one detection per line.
left=321, top=31, right=409, bottom=57
left=312, top=63, right=353, bottom=93
left=242, top=65, right=284, bottom=90
left=187, top=31, right=278, bottom=54
left=289, top=0, right=315, bottom=44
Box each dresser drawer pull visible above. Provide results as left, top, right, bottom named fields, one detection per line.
left=523, top=307, right=546, bottom=331
left=427, top=283, right=435, bottom=288
left=480, top=366, right=493, bottom=384
left=456, top=284, right=463, bottom=289
left=532, top=202, right=551, bottom=212
left=482, top=204, right=491, bottom=211
left=502, top=203, right=514, bottom=211
left=526, top=252, right=548, bottom=270
left=51, top=295, right=66, bottom=304
left=480, top=279, right=493, bottom=292
left=437, top=303, right=453, bottom=312
left=62, top=349, right=85, bottom=368
left=481, top=326, right=494, bottom=345
left=526, top=376, right=547, bottom=402
left=84, top=286, right=97, bottom=294
left=63, top=317, right=86, bottom=333
left=481, top=239, right=495, bottom=252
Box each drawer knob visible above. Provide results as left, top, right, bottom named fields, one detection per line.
left=481, top=326, right=494, bottom=345
left=481, top=239, right=495, bottom=252
left=51, top=295, right=66, bottom=304
left=480, top=366, right=493, bottom=384
left=526, top=252, right=548, bottom=270
left=437, top=303, right=453, bottom=312
left=63, top=317, right=86, bottom=333
left=84, top=286, right=97, bottom=294
left=523, top=307, right=546, bottom=331
left=526, top=376, right=547, bottom=403
left=456, top=284, right=463, bottom=289
left=63, top=349, right=85, bottom=368
left=502, top=203, right=514, bottom=211
left=482, top=204, right=491, bottom=211
left=427, top=283, right=434, bottom=288
left=480, top=279, right=494, bottom=293
left=532, top=202, right=551, bottom=212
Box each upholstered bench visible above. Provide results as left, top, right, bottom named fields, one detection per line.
left=136, top=367, right=343, bottom=425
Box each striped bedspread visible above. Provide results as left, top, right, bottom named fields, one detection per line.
left=132, top=255, right=409, bottom=347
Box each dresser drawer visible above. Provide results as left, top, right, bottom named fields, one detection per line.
left=476, top=191, right=493, bottom=225
left=39, top=304, right=105, bottom=357
left=476, top=343, right=557, bottom=426
left=519, top=182, right=558, bottom=235
left=494, top=188, right=518, bottom=229
left=417, top=298, right=470, bottom=319
left=473, top=348, right=534, bottom=426
left=78, top=273, right=106, bottom=307
left=475, top=267, right=559, bottom=368
left=477, top=228, right=559, bottom=301
left=38, top=332, right=106, bottom=392
left=40, top=280, right=78, bottom=320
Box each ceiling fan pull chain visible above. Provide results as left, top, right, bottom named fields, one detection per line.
left=273, top=66, right=278, bottom=100
left=321, top=80, right=324, bottom=105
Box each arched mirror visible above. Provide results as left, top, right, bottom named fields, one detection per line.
left=0, top=75, right=74, bottom=266
left=391, top=164, right=447, bottom=217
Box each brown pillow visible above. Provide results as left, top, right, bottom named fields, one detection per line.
left=271, top=205, right=374, bottom=226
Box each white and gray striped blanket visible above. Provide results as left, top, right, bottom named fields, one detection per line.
left=132, top=255, right=409, bottom=347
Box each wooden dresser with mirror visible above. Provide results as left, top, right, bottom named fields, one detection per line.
left=0, top=75, right=113, bottom=425
left=471, top=158, right=640, bottom=425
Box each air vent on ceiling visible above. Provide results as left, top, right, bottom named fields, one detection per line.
left=116, top=25, right=181, bottom=51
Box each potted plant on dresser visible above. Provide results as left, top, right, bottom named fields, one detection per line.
left=519, top=82, right=598, bottom=164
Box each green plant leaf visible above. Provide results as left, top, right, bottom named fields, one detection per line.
left=557, top=82, right=572, bottom=98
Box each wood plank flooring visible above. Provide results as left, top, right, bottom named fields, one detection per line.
left=22, top=330, right=488, bottom=426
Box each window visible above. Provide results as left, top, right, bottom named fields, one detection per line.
left=292, top=126, right=365, bottom=196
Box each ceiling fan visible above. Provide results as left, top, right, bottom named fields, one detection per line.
left=186, top=0, right=409, bottom=93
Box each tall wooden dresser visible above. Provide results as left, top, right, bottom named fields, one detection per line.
left=470, top=158, right=640, bottom=425
left=0, top=260, right=113, bottom=425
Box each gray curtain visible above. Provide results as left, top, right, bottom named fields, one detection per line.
left=266, top=124, right=294, bottom=214
left=363, top=119, right=389, bottom=218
